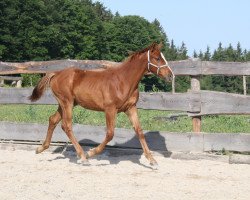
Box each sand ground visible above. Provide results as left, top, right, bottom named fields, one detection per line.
left=0, top=146, right=250, bottom=200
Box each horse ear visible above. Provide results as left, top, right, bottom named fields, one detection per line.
left=150, top=42, right=160, bottom=53
left=127, top=50, right=133, bottom=56
left=157, top=42, right=163, bottom=50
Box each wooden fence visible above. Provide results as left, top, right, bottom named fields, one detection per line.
left=1, top=59, right=250, bottom=132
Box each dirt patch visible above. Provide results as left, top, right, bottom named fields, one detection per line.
left=0, top=148, right=249, bottom=200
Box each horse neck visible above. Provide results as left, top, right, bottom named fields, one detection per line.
left=118, top=55, right=147, bottom=89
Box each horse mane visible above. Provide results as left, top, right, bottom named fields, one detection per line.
left=127, top=42, right=161, bottom=61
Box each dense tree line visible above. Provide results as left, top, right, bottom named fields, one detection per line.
left=0, top=0, right=249, bottom=93
left=1, top=0, right=185, bottom=62
left=194, top=42, right=250, bottom=94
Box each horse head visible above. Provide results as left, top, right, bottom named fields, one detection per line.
left=147, top=43, right=174, bottom=82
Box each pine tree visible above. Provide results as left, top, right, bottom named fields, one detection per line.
left=177, top=42, right=188, bottom=60
left=203, top=46, right=211, bottom=61
left=193, top=50, right=198, bottom=58
left=236, top=42, right=243, bottom=61
left=114, top=11, right=120, bottom=17
left=166, top=39, right=178, bottom=60
left=212, top=42, right=225, bottom=61
left=198, top=50, right=204, bottom=60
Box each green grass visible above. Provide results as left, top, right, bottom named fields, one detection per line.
left=0, top=105, right=249, bottom=133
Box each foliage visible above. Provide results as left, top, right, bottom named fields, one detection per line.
left=21, top=74, right=42, bottom=87
left=1, top=105, right=250, bottom=133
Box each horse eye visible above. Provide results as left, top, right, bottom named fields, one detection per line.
left=157, top=57, right=161, bottom=61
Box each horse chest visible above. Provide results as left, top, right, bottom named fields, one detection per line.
left=117, top=91, right=139, bottom=112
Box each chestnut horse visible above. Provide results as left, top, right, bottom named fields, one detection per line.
left=29, top=43, right=174, bottom=166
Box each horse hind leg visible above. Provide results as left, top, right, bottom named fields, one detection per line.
left=36, top=107, right=62, bottom=154
left=60, top=102, right=88, bottom=164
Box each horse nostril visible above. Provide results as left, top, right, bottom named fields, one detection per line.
left=170, top=75, right=173, bottom=82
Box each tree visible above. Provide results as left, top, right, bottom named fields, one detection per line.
left=201, top=42, right=247, bottom=94
left=198, top=50, right=204, bottom=60
left=203, top=46, right=211, bottom=61
left=151, top=19, right=170, bottom=53
left=193, top=50, right=198, bottom=58
left=166, top=39, right=178, bottom=60
left=177, top=42, right=188, bottom=60
left=236, top=42, right=243, bottom=61
left=93, top=1, right=113, bottom=22
left=103, top=15, right=167, bottom=61
left=243, top=49, right=250, bottom=61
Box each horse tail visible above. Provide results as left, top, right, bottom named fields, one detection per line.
left=29, top=73, right=56, bottom=102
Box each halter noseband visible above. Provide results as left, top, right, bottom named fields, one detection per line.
left=147, top=50, right=175, bottom=78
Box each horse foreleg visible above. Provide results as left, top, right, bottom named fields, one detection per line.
left=36, top=107, right=62, bottom=154
left=126, top=106, right=158, bottom=166
left=86, top=107, right=117, bottom=158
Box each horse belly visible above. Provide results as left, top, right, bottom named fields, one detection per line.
left=74, top=91, right=105, bottom=111
left=77, top=98, right=104, bottom=111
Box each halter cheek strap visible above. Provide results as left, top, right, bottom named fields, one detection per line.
left=147, top=50, right=175, bottom=78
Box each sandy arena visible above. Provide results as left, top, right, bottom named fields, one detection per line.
left=0, top=146, right=250, bottom=200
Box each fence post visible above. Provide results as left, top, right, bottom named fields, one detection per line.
left=191, top=76, right=201, bottom=132
left=16, top=80, right=22, bottom=88
left=172, top=76, right=175, bottom=94
left=243, top=75, right=247, bottom=96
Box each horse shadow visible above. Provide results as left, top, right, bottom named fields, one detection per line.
left=51, top=131, right=171, bottom=168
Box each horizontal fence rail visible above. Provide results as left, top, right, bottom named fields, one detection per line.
left=0, top=88, right=199, bottom=112
left=0, top=76, right=23, bottom=81
left=1, top=122, right=250, bottom=152
left=1, top=88, right=250, bottom=116
left=0, top=60, right=117, bottom=75
left=1, top=59, right=250, bottom=75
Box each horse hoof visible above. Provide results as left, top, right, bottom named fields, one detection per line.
left=86, top=152, right=90, bottom=159
left=82, top=159, right=90, bottom=166
left=36, top=147, right=43, bottom=154
left=77, top=158, right=90, bottom=166
left=150, top=162, right=159, bottom=170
